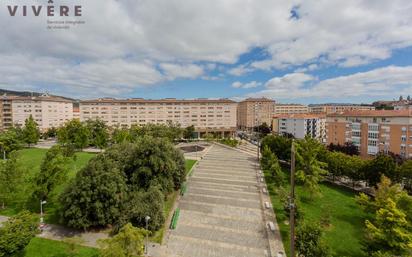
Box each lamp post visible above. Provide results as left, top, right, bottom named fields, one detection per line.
left=40, top=200, right=47, bottom=225
left=145, top=216, right=151, bottom=256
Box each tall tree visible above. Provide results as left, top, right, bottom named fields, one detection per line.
left=363, top=154, right=398, bottom=186
left=33, top=145, right=71, bottom=202
left=22, top=115, right=40, bottom=147
left=183, top=125, right=196, bottom=140
left=399, top=160, right=412, bottom=193
left=260, top=135, right=292, bottom=161
left=57, top=119, right=90, bottom=150
left=86, top=118, right=109, bottom=149
left=0, top=152, right=25, bottom=209
left=112, top=127, right=132, bottom=144
left=0, top=211, right=39, bottom=257
left=357, top=176, right=412, bottom=256
left=260, top=145, right=283, bottom=185
left=0, top=129, right=22, bottom=158
left=294, top=136, right=328, bottom=198
left=99, top=223, right=148, bottom=257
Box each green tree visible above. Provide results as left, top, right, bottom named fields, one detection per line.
left=59, top=155, right=127, bottom=229
left=295, top=221, right=331, bottom=257
left=363, top=153, right=398, bottom=186
left=260, top=135, right=292, bottom=161
left=183, top=125, right=196, bottom=140
left=33, top=146, right=71, bottom=202
left=60, top=137, right=185, bottom=230
left=294, top=137, right=328, bottom=198
left=0, top=129, right=22, bottom=158
left=399, top=160, right=412, bottom=193
left=260, top=145, right=283, bottom=185
left=357, top=176, right=412, bottom=256
left=112, top=127, right=132, bottom=144
left=57, top=119, right=90, bottom=150
left=0, top=211, right=39, bottom=257
left=86, top=118, right=109, bottom=149
left=0, top=152, right=25, bottom=209
left=99, top=223, right=148, bottom=257
left=22, top=115, right=40, bottom=147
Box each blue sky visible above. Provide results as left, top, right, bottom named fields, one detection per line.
left=1, top=0, right=412, bottom=103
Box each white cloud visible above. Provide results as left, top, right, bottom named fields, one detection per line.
left=228, top=64, right=254, bottom=76
left=232, top=81, right=262, bottom=89
left=1, top=0, right=412, bottom=96
left=160, top=63, right=204, bottom=80
left=248, top=66, right=412, bottom=99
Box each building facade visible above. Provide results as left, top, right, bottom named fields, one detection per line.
left=309, top=104, right=375, bottom=114
left=79, top=98, right=237, bottom=137
left=326, top=110, right=412, bottom=158
left=10, top=95, right=73, bottom=131
left=237, top=98, right=275, bottom=130
left=273, top=103, right=308, bottom=115
left=0, top=94, right=73, bottom=131
left=272, top=114, right=326, bottom=142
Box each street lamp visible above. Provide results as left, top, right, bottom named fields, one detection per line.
left=40, top=200, right=47, bottom=224
left=145, top=216, right=151, bottom=255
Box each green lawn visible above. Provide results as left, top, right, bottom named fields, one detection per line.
left=0, top=148, right=96, bottom=219
left=24, top=238, right=98, bottom=257
left=264, top=169, right=366, bottom=257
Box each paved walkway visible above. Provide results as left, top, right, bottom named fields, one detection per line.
left=0, top=215, right=108, bottom=247
left=155, top=144, right=285, bottom=257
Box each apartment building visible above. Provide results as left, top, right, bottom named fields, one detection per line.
left=9, top=95, right=73, bottom=131
left=274, top=103, right=308, bottom=115
left=79, top=98, right=237, bottom=137
left=326, top=110, right=412, bottom=158
left=0, top=96, right=13, bottom=130
left=309, top=104, right=375, bottom=114
left=0, top=94, right=73, bottom=131
left=237, top=98, right=275, bottom=130
left=272, top=114, right=326, bottom=142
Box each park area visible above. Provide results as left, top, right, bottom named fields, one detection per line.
left=0, top=147, right=197, bottom=257
left=264, top=168, right=367, bottom=257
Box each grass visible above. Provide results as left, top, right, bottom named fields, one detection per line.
left=264, top=169, right=367, bottom=257
left=0, top=148, right=96, bottom=220
left=24, top=237, right=98, bottom=257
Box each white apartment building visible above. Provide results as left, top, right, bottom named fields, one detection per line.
left=272, top=114, right=326, bottom=142
left=80, top=98, right=237, bottom=137
left=273, top=103, right=308, bottom=115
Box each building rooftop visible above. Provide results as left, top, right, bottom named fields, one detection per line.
left=80, top=98, right=237, bottom=104
left=328, top=109, right=412, bottom=117
left=2, top=94, right=73, bottom=103
left=274, top=113, right=326, bottom=119
left=240, top=97, right=275, bottom=103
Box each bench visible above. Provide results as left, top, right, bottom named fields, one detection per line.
left=262, top=188, right=267, bottom=194
left=264, top=201, right=271, bottom=209
left=267, top=222, right=275, bottom=231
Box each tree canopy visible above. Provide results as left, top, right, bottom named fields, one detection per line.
left=60, top=136, right=185, bottom=230
left=22, top=115, right=40, bottom=146
left=99, top=223, right=148, bottom=257
left=0, top=211, right=39, bottom=257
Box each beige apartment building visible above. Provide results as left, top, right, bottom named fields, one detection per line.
left=326, top=110, right=412, bottom=158
left=237, top=98, right=275, bottom=130
left=79, top=98, right=237, bottom=137
left=0, top=94, right=73, bottom=131
left=274, top=103, right=308, bottom=115
left=9, top=95, right=73, bottom=131
left=309, top=104, right=375, bottom=114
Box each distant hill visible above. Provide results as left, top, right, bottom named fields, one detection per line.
left=0, top=88, right=76, bottom=101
